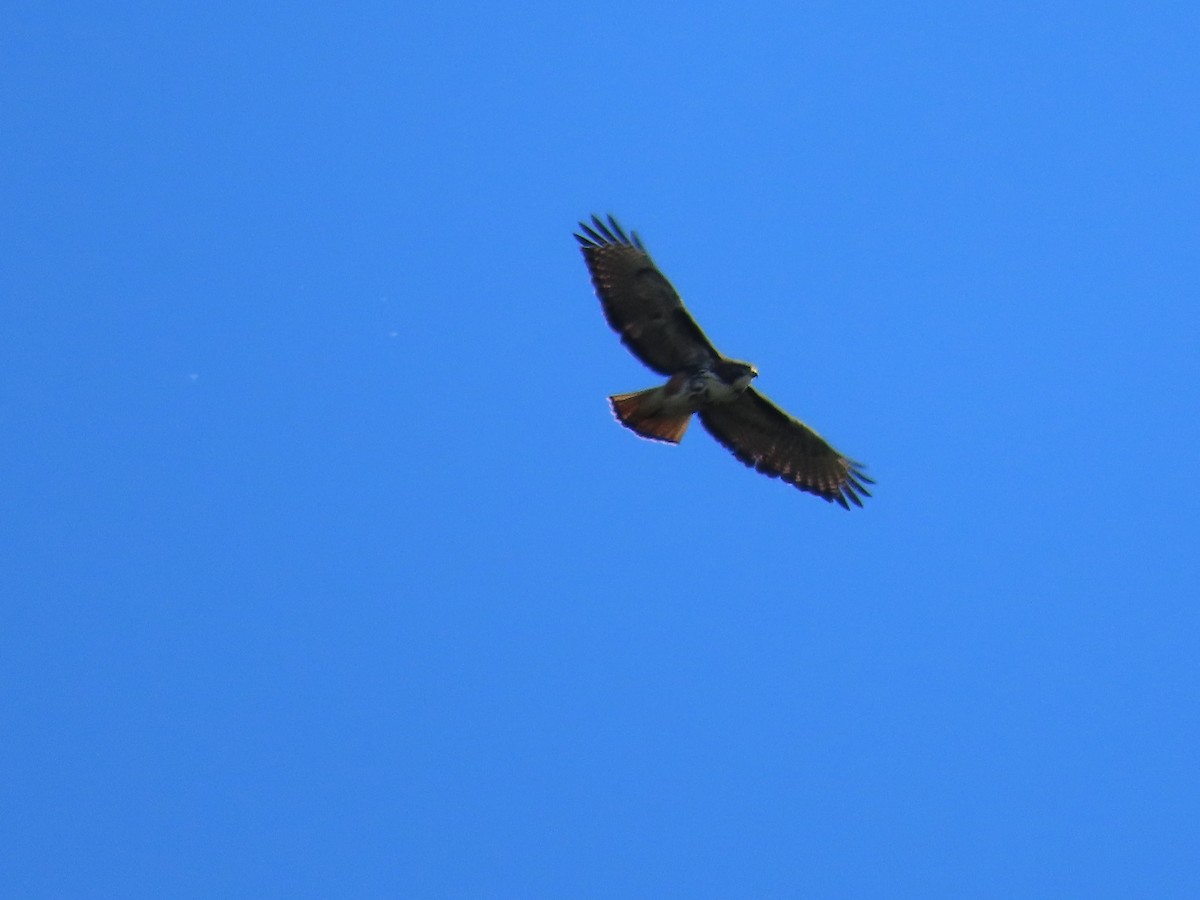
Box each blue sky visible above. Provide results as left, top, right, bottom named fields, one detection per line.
left=4, top=2, right=1198, bottom=896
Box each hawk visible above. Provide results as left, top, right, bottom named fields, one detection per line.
left=576, top=214, right=873, bottom=508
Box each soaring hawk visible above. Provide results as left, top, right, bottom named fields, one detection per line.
left=576, top=214, right=873, bottom=508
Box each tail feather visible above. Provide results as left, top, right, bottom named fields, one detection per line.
left=610, top=389, right=691, bottom=444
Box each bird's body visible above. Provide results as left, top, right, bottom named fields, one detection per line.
left=608, top=361, right=757, bottom=443
left=575, top=214, right=873, bottom=508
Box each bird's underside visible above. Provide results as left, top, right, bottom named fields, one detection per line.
left=575, top=214, right=873, bottom=509
left=609, top=363, right=756, bottom=444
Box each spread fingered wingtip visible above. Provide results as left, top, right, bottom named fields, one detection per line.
left=605, top=214, right=631, bottom=244
left=835, top=462, right=873, bottom=509
left=574, top=214, right=645, bottom=251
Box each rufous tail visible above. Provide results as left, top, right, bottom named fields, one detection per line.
left=609, top=389, right=691, bottom=444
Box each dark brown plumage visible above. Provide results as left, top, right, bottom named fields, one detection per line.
left=576, top=214, right=872, bottom=508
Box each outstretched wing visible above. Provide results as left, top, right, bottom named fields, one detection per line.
left=575, top=214, right=719, bottom=376
left=698, top=388, right=873, bottom=508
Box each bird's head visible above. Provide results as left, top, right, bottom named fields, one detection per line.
left=715, top=359, right=758, bottom=392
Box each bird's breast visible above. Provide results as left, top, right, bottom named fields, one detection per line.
left=684, top=368, right=746, bottom=405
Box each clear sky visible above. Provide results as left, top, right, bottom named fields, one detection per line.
left=4, top=2, right=1198, bottom=897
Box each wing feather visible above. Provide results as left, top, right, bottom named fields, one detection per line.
left=575, top=214, right=719, bottom=375
left=698, top=388, right=873, bottom=508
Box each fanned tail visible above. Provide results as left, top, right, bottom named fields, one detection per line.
left=610, top=388, right=691, bottom=444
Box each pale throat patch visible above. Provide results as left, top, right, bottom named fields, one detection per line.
left=686, top=368, right=750, bottom=403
